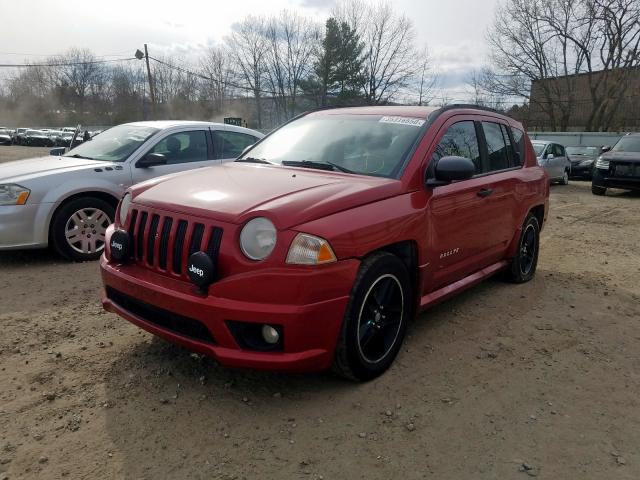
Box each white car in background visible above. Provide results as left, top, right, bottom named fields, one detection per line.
left=0, top=121, right=263, bottom=261
left=531, top=140, right=572, bottom=185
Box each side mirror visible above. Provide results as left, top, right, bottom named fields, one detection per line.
left=50, top=147, right=66, bottom=156
left=601, top=145, right=611, bottom=153
left=546, top=153, right=554, bottom=160
left=137, top=153, right=167, bottom=168
left=428, top=156, right=475, bottom=186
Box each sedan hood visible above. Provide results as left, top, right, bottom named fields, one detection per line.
left=133, top=162, right=403, bottom=229
left=0, top=156, right=115, bottom=184
left=601, top=151, right=640, bottom=163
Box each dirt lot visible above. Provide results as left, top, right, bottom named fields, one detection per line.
left=0, top=146, right=50, bottom=164
left=1, top=145, right=639, bottom=479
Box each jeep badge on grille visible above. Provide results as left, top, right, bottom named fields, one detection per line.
left=187, top=251, right=216, bottom=289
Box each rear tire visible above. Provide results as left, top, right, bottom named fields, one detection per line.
left=591, top=185, right=606, bottom=196
left=505, top=214, right=540, bottom=284
left=333, top=252, right=411, bottom=381
left=51, top=197, right=114, bottom=262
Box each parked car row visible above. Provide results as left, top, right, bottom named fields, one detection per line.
left=0, top=126, right=102, bottom=147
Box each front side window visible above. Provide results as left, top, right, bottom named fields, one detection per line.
left=238, top=114, right=425, bottom=178
left=482, top=122, right=510, bottom=172
left=148, top=130, right=208, bottom=164
left=213, top=131, right=257, bottom=159
left=64, top=124, right=159, bottom=162
left=431, top=121, right=482, bottom=174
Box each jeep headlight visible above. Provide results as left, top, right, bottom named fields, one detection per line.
left=286, top=233, right=336, bottom=265
left=119, top=192, right=132, bottom=225
left=240, top=217, right=277, bottom=260
left=0, top=184, right=30, bottom=205
left=595, top=156, right=609, bottom=169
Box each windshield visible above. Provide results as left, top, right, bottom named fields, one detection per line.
left=566, top=146, right=598, bottom=156
left=532, top=143, right=546, bottom=156
left=611, top=136, right=640, bottom=153
left=27, top=130, right=43, bottom=135
left=63, top=124, right=159, bottom=162
left=239, top=114, right=425, bottom=178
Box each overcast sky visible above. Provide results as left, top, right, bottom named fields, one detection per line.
left=0, top=0, right=500, bottom=102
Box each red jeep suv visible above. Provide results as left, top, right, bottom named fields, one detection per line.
left=100, top=105, right=549, bottom=380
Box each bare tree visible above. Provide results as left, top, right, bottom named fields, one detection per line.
left=226, top=16, right=269, bottom=128
left=335, top=0, right=419, bottom=104
left=50, top=48, right=106, bottom=114
left=416, top=46, right=438, bottom=106
left=200, top=45, right=234, bottom=113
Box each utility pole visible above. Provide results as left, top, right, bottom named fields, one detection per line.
left=143, top=44, right=156, bottom=118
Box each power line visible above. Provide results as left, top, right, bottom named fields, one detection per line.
left=0, top=57, right=138, bottom=68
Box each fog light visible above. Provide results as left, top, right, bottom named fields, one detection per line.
left=262, top=325, right=280, bottom=344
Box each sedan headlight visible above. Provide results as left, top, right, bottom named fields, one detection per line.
left=119, top=192, right=132, bottom=225
left=0, top=184, right=30, bottom=205
left=595, top=156, right=609, bottom=169
left=240, top=217, right=277, bottom=260
left=286, top=233, right=336, bottom=265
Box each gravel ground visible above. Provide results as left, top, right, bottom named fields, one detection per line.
left=1, top=146, right=639, bottom=479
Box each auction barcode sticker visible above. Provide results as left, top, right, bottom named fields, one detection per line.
left=379, top=116, right=425, bottom=127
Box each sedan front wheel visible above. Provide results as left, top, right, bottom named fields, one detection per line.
left=51, top=197, right=114, bottom=261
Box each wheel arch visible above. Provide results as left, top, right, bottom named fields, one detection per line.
left=361, top=240, right=420, bottom=316
left=47, top=190, right=119, bottom=240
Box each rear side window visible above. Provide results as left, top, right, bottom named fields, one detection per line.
left=511, top=128, right=526, bottom=165
left=431, top=121, right=482, bottom=174
left=213, top=131, right=257, bottom=159
left=481, top=122, right=510, bottom=172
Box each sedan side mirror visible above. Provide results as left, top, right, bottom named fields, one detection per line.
left=601, top=145, right=611, bottom=153
left=50, top=147, right=66, bottom=156
left=428, top=156, right=476, bottom=186
left=137, top=153, right=167, bottom=168
left=546, top=153, right=554, bottom=160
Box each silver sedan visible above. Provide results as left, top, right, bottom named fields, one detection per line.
left=0, top=121, right=263, bottom=261
left=531, top=140, right=572, bottom=185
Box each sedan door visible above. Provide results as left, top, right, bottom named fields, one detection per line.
left=131, top=128, right=216, bottom=184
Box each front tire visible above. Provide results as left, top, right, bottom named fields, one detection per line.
left=51, top=197, right=114, bottom=261
left=333, top=252, right=412, bottom=381
left=505, top=214, right=540, bottom=283
left=592, top=185, right=606, bottom=196
left=560, top=169, right=569, bottom=185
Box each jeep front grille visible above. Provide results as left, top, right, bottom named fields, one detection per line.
left=125, top=207, right=223, bottom=280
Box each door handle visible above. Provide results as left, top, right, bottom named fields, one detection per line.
left=477, top=188, right=493, bottom=198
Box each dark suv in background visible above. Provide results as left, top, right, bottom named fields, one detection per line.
left=592, top=133, right=640, bottom=195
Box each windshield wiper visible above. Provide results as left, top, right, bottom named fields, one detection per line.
left=65, top=154, right=98, bottom=160
left=236, top=157, right=273, bottom=164
left=282, top=160, right=355, bottom=174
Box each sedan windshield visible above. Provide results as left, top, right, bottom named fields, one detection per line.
left=239, top=114, right=425, bottom=178
left=532, top=143, right=546, bottom=156
left=63, top=124, right=159, bottom=162
left=611, top=136, right=640, bottom=153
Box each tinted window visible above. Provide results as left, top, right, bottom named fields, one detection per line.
left=214, top=131, right=257, bottom=159
left=431, top=121, right=481, bottom=174
left=149, top=130, right=208, bottom=164
left=552, top=144, right=564, bottom=156
left=512, top=128, right=526, bottom=164
left=500, top=124, right=516, bottom=167
left=482, top=122, right=510, bottom=171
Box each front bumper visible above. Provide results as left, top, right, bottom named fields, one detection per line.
left=100, top=255, right=360, bottom=373
left=593, top=168, right=640, bottom=191
left=570, top=162, right=593, bottom=177
left=0, top=203, right=51, bottom=250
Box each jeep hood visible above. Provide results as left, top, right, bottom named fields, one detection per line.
left=132, top=162, right=403, bottom=229
left=0, top=156, right=115, bottom=184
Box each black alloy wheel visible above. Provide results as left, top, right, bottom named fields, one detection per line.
left=333, top=252, right=411, bottom=381
left=505, top=213, right=540, bottom=283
